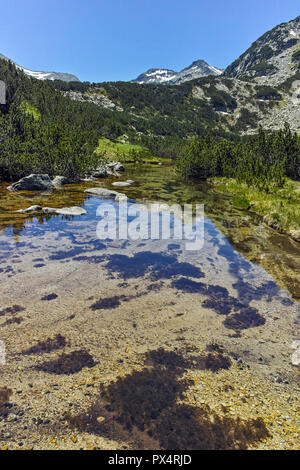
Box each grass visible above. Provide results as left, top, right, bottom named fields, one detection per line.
left=209, top=177, right=300, bottom=241
left=95, top=137, right=169, bottom=163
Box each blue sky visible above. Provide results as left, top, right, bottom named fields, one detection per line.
left=0, top=0, right=299, bottom=82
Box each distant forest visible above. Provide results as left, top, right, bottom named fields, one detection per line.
left=0, top=57, right=299, bottom=188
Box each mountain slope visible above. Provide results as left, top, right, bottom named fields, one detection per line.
left=132, top=59, right=223, bottom=84
left=60, top=72, right=299, bottom=138
left=224, top=15, right=300, bottom=86
left=0, top=53, right=80, bottom=82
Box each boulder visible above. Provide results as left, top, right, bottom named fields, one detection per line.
left=107, top=170, right=121, bottom=177
left=91, top=166, right=108, bottom=178
left=88, top=162, right=125, bottom=180
left=112, top=181, right=131, bottom=187
left=16, top=205, right=43, bottom=214
left=52, top=176, right=73, bottom=187
left=290, top=229, right=300, bottom=242
left=107, top=162, right=125, bottom=172
left=7, top=174, right=54, bottom=192
left=42, top=207, right=87, bottom=216
left=84, top=187, right=127, bottom=201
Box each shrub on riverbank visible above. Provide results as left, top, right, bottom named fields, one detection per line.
left=0, top=110, right=100, bottom=180
left=176, top=124, right=300, bottom=191
left=0, top=58, right=116, bottom=180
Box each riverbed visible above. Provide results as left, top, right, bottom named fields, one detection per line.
left=0, top=164, right=299, bottom=450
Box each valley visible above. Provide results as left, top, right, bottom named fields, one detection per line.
left=0, top=11, right=299, bottom=451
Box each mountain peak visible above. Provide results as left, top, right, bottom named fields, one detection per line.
left=132, top=59, right=223, bottom=85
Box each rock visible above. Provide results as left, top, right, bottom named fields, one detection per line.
left=62, top=90, right=123, bottom=112
left=82, top=176, right=97, bottom=182
left=107, top=170, right=121, bottom=177
left=42, top=207, right=87, bottom=216
left=16, top=205, right=86, bottom=216
left=91, top=166, right=108, bottom=178
left=111, top=181, right=131, bottom=187
left=16, top=205, right=43, bottom=214
left=291, top=349, right=300, bottom=366
left=115, top=163, right=125, bottom=172
left=107, top=162, right=125, bottom=172
left=290, top=230, right=300, bottom=242
left=84, top=187, right=126, bottom=201
left=7, top=174, right=54, bottom=192
left=52, top=176, right=73, bottom=187
left=87, top=162, right=125, bottom=180
left=291, top=340, right=300, bottom=350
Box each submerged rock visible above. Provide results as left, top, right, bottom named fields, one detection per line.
left=112, top=180, right=133, bottom=187
left=291, top=349, right=300, bottom=366
left=84, top=187, right=127, bottom=201
left=7, top=174, right=54, bottom=192
left=42, top=207, right=87, bottom=216
left=291, top=340, right=300, bottom=350
left=16, top=205, right=86, bottom=216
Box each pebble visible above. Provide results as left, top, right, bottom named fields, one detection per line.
left=291, top=349, right=300, bottom=366
left=291, top=340, right=300, bottom=350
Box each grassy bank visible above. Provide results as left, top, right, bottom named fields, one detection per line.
left=95, top=137, right=168, bottom=163
left=209, top=177, right=300, bottom=242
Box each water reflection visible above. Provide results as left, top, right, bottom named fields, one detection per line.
left=0, top=164, right=299, bottom=299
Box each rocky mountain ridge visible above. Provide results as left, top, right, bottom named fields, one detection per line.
left=224, top=15, right=300, bottom=86
left=0, top=53, right=79, bottom=82
left=132, top=59, right=223, bottom=84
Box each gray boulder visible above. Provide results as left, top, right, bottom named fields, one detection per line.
left=52, top=176, right=73, bottom=187
left=107, top=161, right=125, bottom=172
left=112, top=181, right=131, bottom=187
left=7, top=174, right=54, bottom=192
left=87, top=161, right=125, bottom=180
left=91, top=165, right=108, bottom=178
left=42, top=206, right=87, bottom=216
left=16, top=205, right=43, bottom=214
left=84, top=187, right=127, bottom=201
